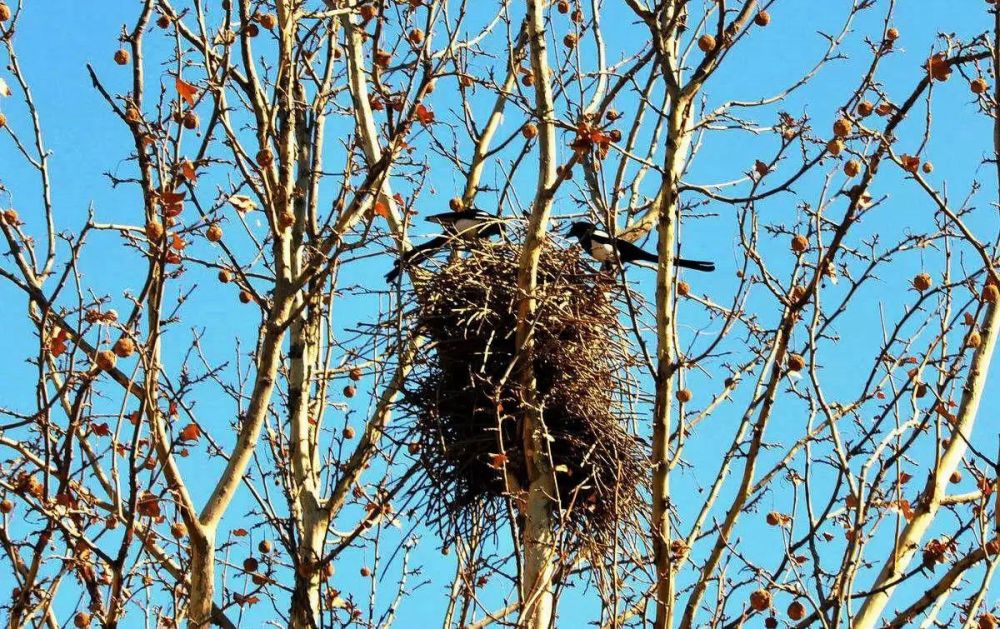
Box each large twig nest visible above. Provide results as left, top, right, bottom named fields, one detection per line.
left=398, top=241, right=645, bottom=553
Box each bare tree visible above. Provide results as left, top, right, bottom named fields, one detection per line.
left=1, top=1, right=998, bottom=628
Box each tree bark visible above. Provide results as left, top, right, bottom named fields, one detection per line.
left=187, top=529, right=216, bottom=629
left=651, top=96, right=694, bottom=629
left=516, top=1, right=560, bottom=626
left=290, top=506, right=328, bottom=629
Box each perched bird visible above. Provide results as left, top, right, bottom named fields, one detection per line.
left=385, top=235, right=449, bottom=282
left=426, top=208, right=504, bottom=239
left=386, top=210, right=506, bottom=282
left=566, top=221, right=715, bottom=272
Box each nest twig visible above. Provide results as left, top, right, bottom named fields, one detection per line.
left=398, top=241, right=645, bottom=555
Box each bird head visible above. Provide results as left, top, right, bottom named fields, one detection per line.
left=566, top=220, right=595, bottom=242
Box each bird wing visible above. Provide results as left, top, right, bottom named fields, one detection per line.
left=385, top=235, right=450, bottom=281
left=408, top=234, right=450, bottom=258
left=426, top=211, right=463, bottom=224
left=610, top=238, right=658, bottom=264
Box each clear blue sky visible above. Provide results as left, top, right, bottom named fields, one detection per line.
left=1, top=1, right=997, bottom=626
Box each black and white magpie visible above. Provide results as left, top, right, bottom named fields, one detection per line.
left=426, top=209, right=503, bottom=239
left=385, top=235, right=450, bottom=282
left=386, top=210, right=506, bottom=282
left=566, top=221, right=715, bottom=272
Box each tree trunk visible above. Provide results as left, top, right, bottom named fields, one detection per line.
left=516, top=0, right=559, bottom=626
left=651, top=99, right=692, bottom=629
left=187, top=530, right=216, bottom=629
left=290, top=506, right=328, bottom=629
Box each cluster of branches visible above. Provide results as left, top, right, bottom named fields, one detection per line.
left=0, top=0, right=998, bottom=628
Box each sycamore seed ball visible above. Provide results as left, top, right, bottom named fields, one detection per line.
left=788, top=601, right=806, bottom=621
left=749, top=589, right=772, bottom=612
left=256, top=13, right=277, bottom=29
left=833, top=118, right=852, bottom=138
left=113, top=337, right=135, bottom=358
left=206, top=224, right=223, bottom=242
left=96, top=350, right=117, bottom=372
left=791, top=234, right=808, bottom=254
left=913, top=272, right=932, bottom=292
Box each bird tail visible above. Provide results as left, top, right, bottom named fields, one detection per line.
left=385, top=262, right=402, bottom=282
left=632, top=258, right=715, bottom=272
left=677, top=258, right=716, bottom=272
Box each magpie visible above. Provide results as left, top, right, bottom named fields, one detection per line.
left=386, top=210, right=506, bottom=282
left=385, top=235, right=449, bottom=282
left=426, top=208, right=504, bottom=239
left=566, top=221, right=715, bottom=272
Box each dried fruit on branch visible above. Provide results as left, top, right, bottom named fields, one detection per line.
left=833, top=118, right=852, bottom=138
left=95, top=350, right=116, bottom=372
left=926, top=53, right=952, bottom=82
left=113, top=337, right=135, bottom=358
left=912, top=273, right=932, bottom=292
left=749, top=589, right=772, bottom=612
left=791, top=234, right=808, bottom=254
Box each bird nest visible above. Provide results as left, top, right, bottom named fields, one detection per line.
left=397, top=241, right=645, bottom=553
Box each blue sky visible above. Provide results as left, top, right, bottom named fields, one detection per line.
left=1, top=1, right=998, bottom=626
